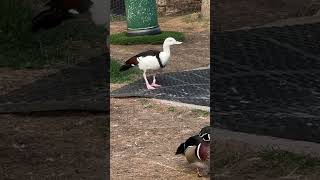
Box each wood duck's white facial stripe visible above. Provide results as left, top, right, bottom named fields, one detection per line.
left=196, top=144, right=202, bottom=160
left=200, top=133, right=210, bottom=141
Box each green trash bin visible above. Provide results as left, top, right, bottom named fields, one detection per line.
left=125, top=0, right=161, bottom=36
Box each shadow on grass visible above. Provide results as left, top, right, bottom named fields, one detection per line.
left=0, top=0, right=106, bottom=69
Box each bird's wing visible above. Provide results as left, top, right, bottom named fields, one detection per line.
left=124, top=50, right=161, bottom=65
left=124, top=56, right=139, bottom=66
left=134, top=50, right=160, bottom=58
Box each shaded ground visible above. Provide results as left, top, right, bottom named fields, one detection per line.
left=110, top=88, right=210, bottom=179
left=215, top=0, right=313, bottom=31
left=214, top=139, right=320, bottom=180
left=213, top=22, right=320, bottom=143
left=0, top=2, right=108, bottom=179
left=0, top=113, right=107, bottom=180
left=0, top=69, right=55, bottom=96
left=0, top=55, right=107, bottom=113
left=0, top=59, right=108, bottom=179
left=211, top=1, right=320, bottom=179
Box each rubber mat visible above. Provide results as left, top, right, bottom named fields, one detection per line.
left=213, top=23, right=320, bottom=143
left=0, top=54, right=108, bottom=113
left=111, top=69, right=210, bottom=107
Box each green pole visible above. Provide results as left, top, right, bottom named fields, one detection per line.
left=125, top=0, right=161, bottom=36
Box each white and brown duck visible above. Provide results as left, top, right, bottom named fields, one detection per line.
left=120, top=37, right=182, bottom=90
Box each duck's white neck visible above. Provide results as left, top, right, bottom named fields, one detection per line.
left=162, top=44, right=171, bottom=54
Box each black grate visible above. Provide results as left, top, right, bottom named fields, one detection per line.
left=213, top=23, right=320, bottom=143
left=111, top=69, right=210, bottom=107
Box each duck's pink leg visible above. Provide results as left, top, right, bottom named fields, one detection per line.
left=143, top=71, right=155, bottom=90
left=151, top=75, right=161, bottom=87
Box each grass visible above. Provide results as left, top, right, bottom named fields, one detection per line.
left=139, top=99, right=153, bottom=109
left=0, top=0, right=106, bottom=69
left=168, top=107, right=176, bottom=112
left=110, top=31, right=185, bottom=45
left=110, top=59, right=140, bottom=83
left=143, top=103, right=153, bottom=109
left=259, top=147, right=320, bottom=174
left=191, top=109, right=210, bottom=117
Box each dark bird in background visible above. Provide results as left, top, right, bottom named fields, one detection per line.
left=32, top=0, right=93, bottom=32
left=176, top=126, right=212, bottom=177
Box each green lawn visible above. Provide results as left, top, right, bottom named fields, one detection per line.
left=110, top=31, right=185, bottom=45
left=110, top=59, right=140, bottom=83
left=0, top=0, right=106, bottom=69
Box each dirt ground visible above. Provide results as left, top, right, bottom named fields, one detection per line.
left=0, top=112, right=107, bottom=180
left=110, top=82, right=211, bottom=179
left=110, top=89, right=210, bottom=179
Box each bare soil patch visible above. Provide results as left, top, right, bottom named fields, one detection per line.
left=110, top=95, right=210, bottom=179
